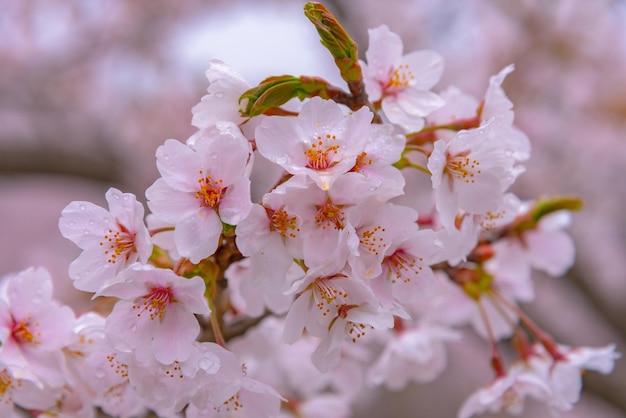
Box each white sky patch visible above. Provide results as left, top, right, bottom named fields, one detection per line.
left=171, top=2, right=343, bottom=86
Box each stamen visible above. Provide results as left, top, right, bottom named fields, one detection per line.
left=132, top=286, right=175, bottom=321
left=445, top=151, right=482, bottom=185
left=304, top=134, right=340, bottom=170
left=196, top=170, right=226, bottom=208
left=266, top=207, right=299, bottom=238
left=385, top=63, right=415, bottom=93
left=314, top=197, right=345, bottom=230
left=384, top=249, right=424, bottom=284
left=99, top=222, right=136, bottom=265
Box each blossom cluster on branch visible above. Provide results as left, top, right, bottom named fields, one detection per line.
left=0, top=3, right=618, bottom=418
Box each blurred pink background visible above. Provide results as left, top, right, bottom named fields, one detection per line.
left=1, top=0, right=625, bottom=416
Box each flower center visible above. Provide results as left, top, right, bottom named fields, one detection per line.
left=445, top=151, right=482, bottom=184
left=305, top=133, right=340, bottom=170
left=309, top=275, right=349, bottom=317
left=216, top=393, right=243, bottom=413
left=384, top=249, right=424, bottom=284
left=351, top=151, right=373, bottom=173
left=12, top=316, right=40, bottom=345
left=196, top=170, right=225, bottom=208
left=359, top=224, right=386, bottom=256
left=100, top=223, right=136, bottom=265
left=266, top=207, right=298, bottom=238
left=314, top=197, right=345, bottom=230
left=133, top=286, right=174, bottom=321
left=384, top=63, right=415, bottom=93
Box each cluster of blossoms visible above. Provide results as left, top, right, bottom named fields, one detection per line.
left=0, top=3, right=618, bottom=417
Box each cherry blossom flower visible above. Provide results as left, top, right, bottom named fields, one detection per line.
left=478, top=208, right=575, bottom=307
left=255, top=97, right=372, bottom=191
left=225, top=257, right=298, bottom=317
left=311, top=301, right=394, bottom=372
left=0, top=367, right=60, bottom=417
left=371, top=228, right=438, bottom=306
left=529, top=343, right=620, bottom=412
left=191, top=59, right=250, bottom=129
left=0, top=267, right=75, bottom=387
left=347, top=201, right=419, bottom=281
left=348, top=124, right=406, bottom=200
left=59, top=187, right=152, bottom=292
left=98, top=265, right=210, bottom=364
left=427, top=122, right=521, bottom=230
left=368, top=321, right=460, bottom=390
left=278, top=173, right=375, bottom=268
left=146, top=122, right=253, bottom=263
left=229, top=317, right=352, bottom=418
left=124, top=342, right=224, bottom=415
left=361, top=24, right=445, bottom=132
left=61, top=313, right=147, bottom=418
left=457, top=362, right=552, bottom=418
left=283, top=267, right=373, bottom=345
left=184, top=342, right=283, bottom=418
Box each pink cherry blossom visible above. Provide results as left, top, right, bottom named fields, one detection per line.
left=361, top=24, right=445, bottom=132
left=347, top=201, right=419, bottom=281
left=368, top=321, right=460, bottom=390
left=59, top=187, right=152, bottom=292
left=371, top=228, right=438, bottom=306
left=457, top=362, right=552, bottom=418
left=348, top=124, right=406, bottom=200
left=485, top=209, right=576, bottom=302
left=255, top=97, right=372, bottom=191
left=311, top=301, right=394, bottom=372
left=278, top=173, right=376, bottom=268
left=98, top=265, right=210, bottom=364
left=0, top=267, right=75, bottom=387
left=146, top=122, right=252, bottom=263
left=191, top=59, right=250, bottom=129
left=529, top=343, right=620, bottom=412
left=427, top=122, right=522, bottom=230
left=0, top=367, right=60, bottom=417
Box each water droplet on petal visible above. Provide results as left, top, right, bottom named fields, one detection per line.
left=68, top=221, right=76, bottom=226
left=198, top=358, right=214, bottom=371
left=113, top=194, right=121, bottom=200
left=130, top=324, right=137, bottom=332
left=215, top=92, right=224, bottom=98
left=163, top=154, right=170, bottom=161
left=122, top=195, right=130, bottom=201
left=276, top=156, right=287, bottom=165
left=79, top=204, right=86, bottom=210
left=89, top=220, right=95, bottom=225
left=95, top=368, right=106, bottom=378
left=83, top=230, right=90, bottom=235
left=504, top=148, right=513, bottom=157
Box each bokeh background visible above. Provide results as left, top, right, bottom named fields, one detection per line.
left=1, top=0, right=625, bottom=417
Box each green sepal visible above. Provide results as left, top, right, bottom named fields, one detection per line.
left=462, top=267, right=493, bottom=301
left=148, top=244, right=173, bottom=269
left=239, top=75, right=334, bottom=117
left=177, top=258, right=220, bottom=301
left=303, top=2, right=363, bottom=84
